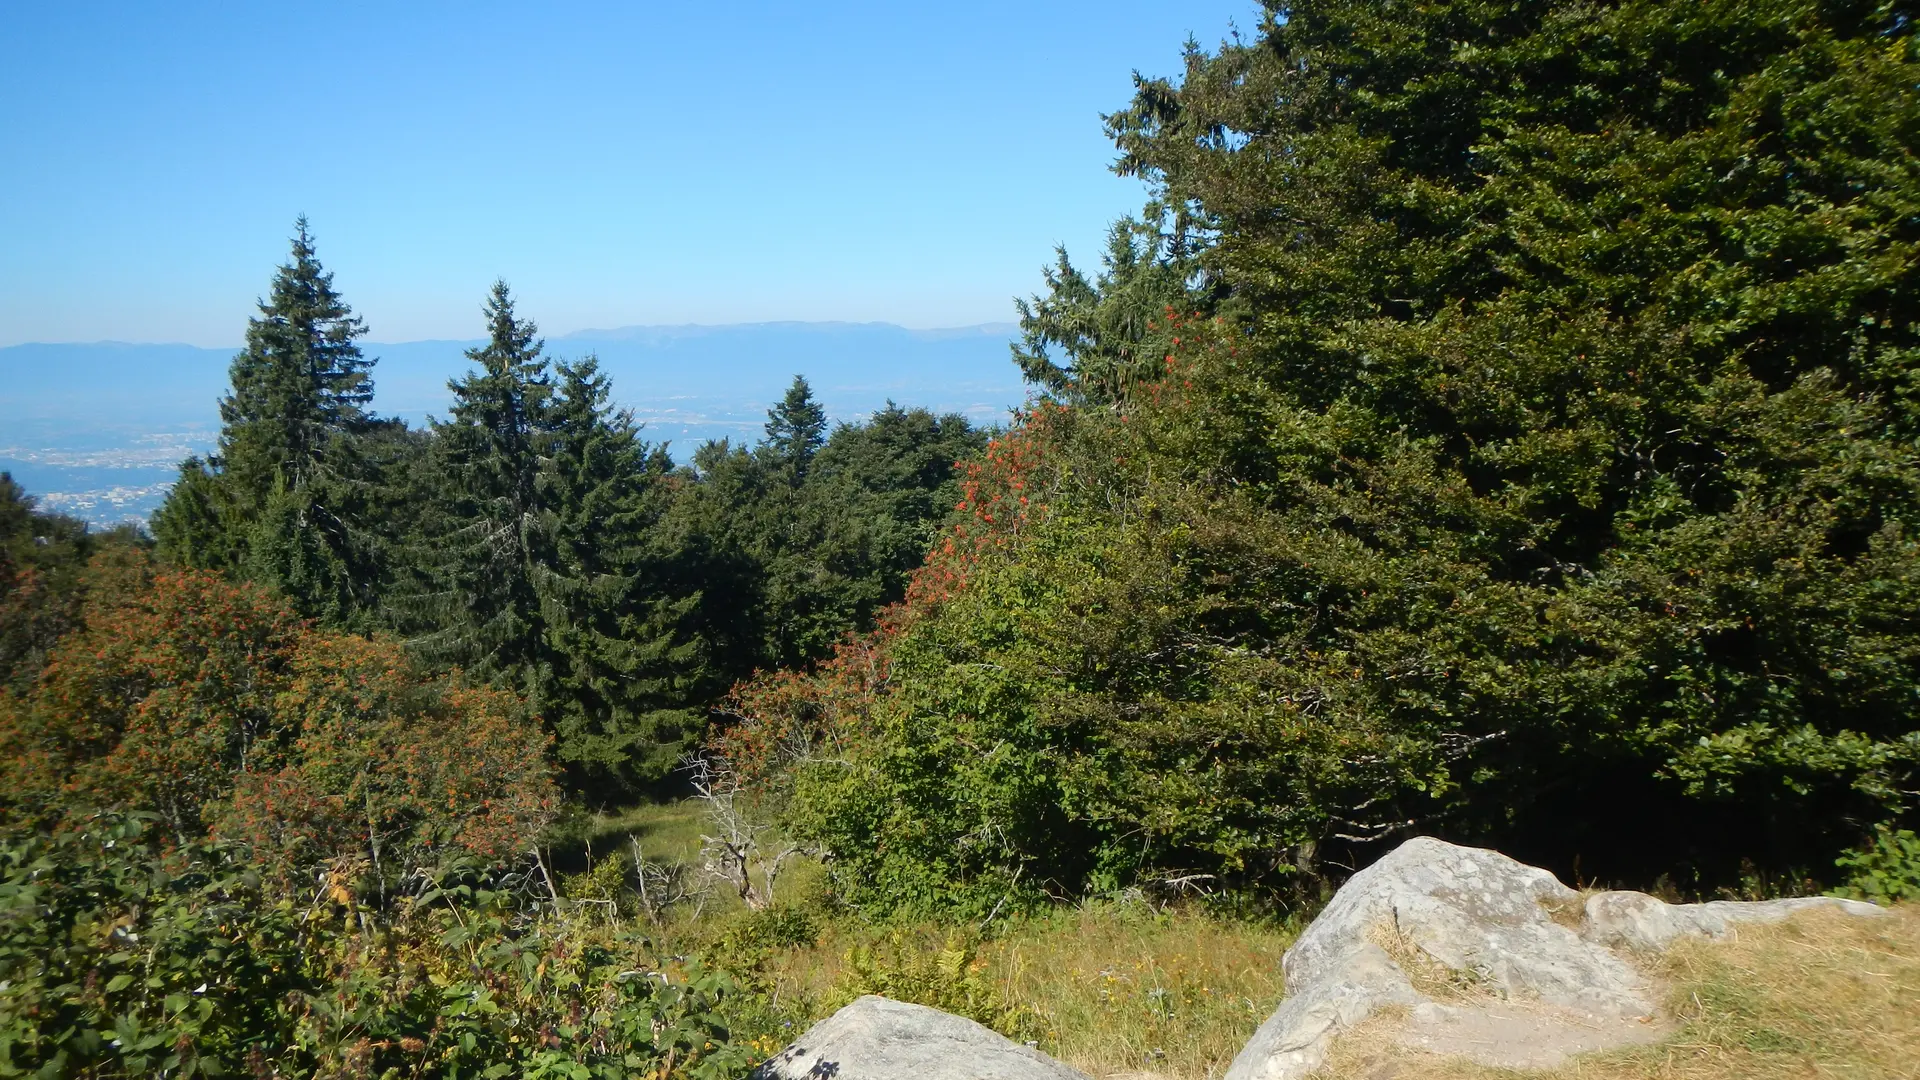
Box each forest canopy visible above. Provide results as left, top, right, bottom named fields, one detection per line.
left=720, top=0, right=1920, bottom=916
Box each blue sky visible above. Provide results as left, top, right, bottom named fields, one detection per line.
left=0, top=1, right=1258, bottom=348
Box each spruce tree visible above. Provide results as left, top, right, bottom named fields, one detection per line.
left=411, top=281, right=554, bottom=695
left=541, top=356, right=707, bottom=795
left=762, top=375, right=827, bottom=483
left=151, top=219, right=380, bottom=623
left=150, top=457, right=242, bottom=571
left=1013, top=214, right=1208, bottom=402
left=217, top=217, right=373, bottom=498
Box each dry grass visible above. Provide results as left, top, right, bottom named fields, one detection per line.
left=990, top=904, right=1294, bottom=1079
left=579, top=799, right=1292, bottom=1079
left=569, top=805, right=1920, bottom=1080
left=1321, top=904, right=1920, bottom=1080
left=1370, top=922, right=1490, bottom=1003
left=751, top=901, right=1294, bottom=1080
left=563, top=802, right=1297, bottom=1076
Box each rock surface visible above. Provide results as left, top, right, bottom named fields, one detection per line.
left=1582, top=889, right=1876, bottom=951
left=753, top=995, right=1090, bottom=1080
left=1390, top=998, right=1669, bottom=1068
left=1223, top=836, right=1886, bottom=1080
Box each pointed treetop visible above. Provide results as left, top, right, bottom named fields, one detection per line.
left=764, top=374, right=828, bottom=481
left=217, top=217, right=374, bottom=491
left=468, top=280, right=544, bottom=374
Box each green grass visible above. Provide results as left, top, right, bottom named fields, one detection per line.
left=549, top=799, right=827, bottom=923
left=584, top=800, right=709, bottom=868
left=548, top=800, right=1298, bottom=1077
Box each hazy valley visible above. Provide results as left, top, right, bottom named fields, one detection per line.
left=0, top=321, right=1025, bottom=524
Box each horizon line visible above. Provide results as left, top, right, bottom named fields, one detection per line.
left=0, top=318, right=1024, bottom=353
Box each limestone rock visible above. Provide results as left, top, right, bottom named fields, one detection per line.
left=753, top=995, right=1090, bottom=1080
left=1222, top=836, right=1887, bottom=1080
left=1583, top=890, right=1885, bottom=951
left=1279, top=837, right=1655, bottom=1017
left=1225, top=942, right=1418, bottom=1080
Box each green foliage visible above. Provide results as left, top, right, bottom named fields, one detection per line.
left=732, top=0, right=1920, bottom=912
left=409, top=280, right=556, bottom=686
left=680, top=400, right=990, bottom=677
left=401, top=285, right=714, bottom=798
left=1013, top=213, right=1209, bottom=402
left=140, top=231, right=987, bottom=801
left=217, top=217, right=373, bottom=494
left=0, top=814, right=308, bottom=1078
left=762, top=375, right=828, bottom=483
left=706, top=906, right=822, bottom=992
left=153, top=218, right=385, bottom=625
left=827, top=932, right=1042, bottom=1043
left=542, top=356, right=709, bottom=796
left=147, top=457, right=241, bottom=577
left=561, top=850, right=637, bottom=914
left=1836, top=826, right=1920, bottom=904
left=0, top=813, right=756, bottom=1079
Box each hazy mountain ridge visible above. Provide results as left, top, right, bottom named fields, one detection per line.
left=0, top=322, right=1029, bottom=525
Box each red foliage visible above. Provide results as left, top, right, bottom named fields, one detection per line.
left=900, top=403, right=1059, bottom=614
left=716, top=403, right=1068, bottom=781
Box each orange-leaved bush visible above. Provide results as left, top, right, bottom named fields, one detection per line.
left=0, top=551, right=555, bottom=879
left=220, top=632, right=555, bottom=876
left=0, top=552, right=302, bottom=835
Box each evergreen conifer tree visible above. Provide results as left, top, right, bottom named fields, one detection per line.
left=541, top=357, right=708, bottom=795
left=411, top=281, right=554, bottom=695
left=218, top=217, right=373, bottom=497
left=1013, top=214, right=1208, bottom=402
left=762, top=375, right=827, bottom=482
left=151, top=219, right=381, bottom=623
left=151, top=457, right=242, bottom=571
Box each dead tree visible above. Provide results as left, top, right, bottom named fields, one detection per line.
left=686, top=755, right=804, bottom=910
left=627, top=836, right=693, bottom=924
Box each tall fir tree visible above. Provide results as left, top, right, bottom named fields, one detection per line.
left=410, top=281, right=555, bottom=697
left=762, top=374, right=828, bottom=483
left=408, top=310, right=717, bottom=798
left=1013, top=213, right=1211, bottom=404
left=541, top=356, right=709, bottom=796
left=217, top=217, right=374, bottom=496
left=151, top=218, right=381, bottom=623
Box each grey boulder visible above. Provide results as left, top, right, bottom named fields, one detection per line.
left=1224, top=836, right=1886, bottom=1080
left=753, top=995, right=1090, bottom=1080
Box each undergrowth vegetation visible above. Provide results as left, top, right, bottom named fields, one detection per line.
left=0, top=814, right=757, bottom=1080
left=538, top=799, right=1298, bottom=1078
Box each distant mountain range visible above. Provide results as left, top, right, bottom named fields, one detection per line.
left=0, top=322, right=1030, bottom=526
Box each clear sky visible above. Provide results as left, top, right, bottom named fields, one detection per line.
left=0, top=1, right=1259, bottom=347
